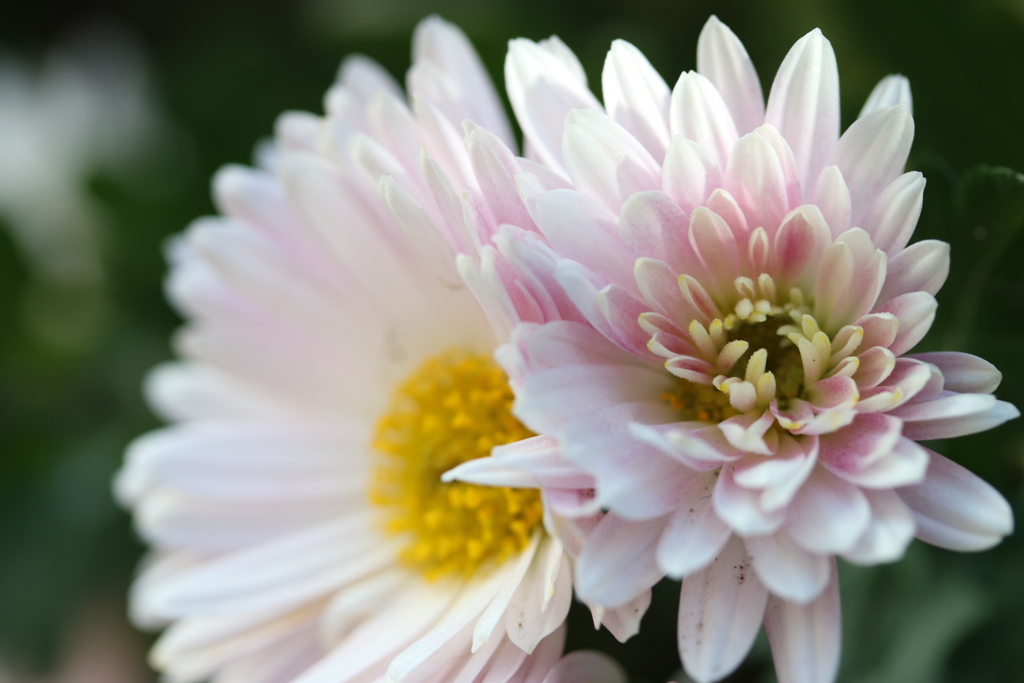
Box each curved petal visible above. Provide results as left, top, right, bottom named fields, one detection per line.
left=696, top=15, right=764, bottom=135
left=602, top=39, right=671, bottom=159
left=897, top=449, right=1014, bottom=551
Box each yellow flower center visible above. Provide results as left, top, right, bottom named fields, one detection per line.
left=371, top=349, right=542, bottom=580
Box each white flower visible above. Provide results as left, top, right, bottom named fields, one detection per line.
left=117, top=17, right=631, bottom=683
left=437, top=15, right=1017, bottom=683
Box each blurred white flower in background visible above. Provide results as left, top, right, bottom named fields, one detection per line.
left=0, top=22, right=168, bottom=349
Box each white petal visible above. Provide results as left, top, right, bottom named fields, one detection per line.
left=878, top=239, right=948, bottom=302
left=602, top=39, right=671, bottom=159
left=562, top=108, right=661, bottom=213
left=505, top=37, right=602, bottom=174
left=745, top=530, right=830, bottom=604
left=840, top=489, right=915, bottom=566
left=575, top=514, right=667, bottom=608
left=763, top=560, right=841, bottom=683
left=657, top=471, right=733, bottom=579
left=908, top=352, right=1002, bottom=394
left=411, top=16, right=515, bottom=149
left=785, top=466, right=871, bottom=555
left=831, top=105, right=915, bottom=225
left=860, top=171, right=926, bottom=255
left=669, top=70, right=739, bottom=169
left=678, top=535, right=768, bottom=683
left=662, top=136, right=723, bottom=216
left=764, top=29, right=840, bottom=194
left=858, top=74, right=912, bottom=118
left=696, top=16, right=765, bottom=135
left=898, top=449, right=1014, bottom=551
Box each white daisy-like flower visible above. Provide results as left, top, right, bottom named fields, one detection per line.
left=437, top=15, right=1017, bottom=683
left=116, top=18, right=639, bottom=683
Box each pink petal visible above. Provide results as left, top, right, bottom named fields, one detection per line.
left=745, top=529, right=831, bottom=604
left=773, top=205, right=831, bottom=290
left=818, top=412, right=902, bottom=471
left=689, top=207, right=745, bottom=299
left=898, top=449, right=1014, bottom=551
left=601, top=40, right=671, bottom=160
left=537, top=190, right=636, bottom=291
left=563, top=403, right=694, bottom=520
left=678, top=536, right=768, bottom=683
left=619, top=191, right=695, bottom=272
left=575, top=513, right=667, bottom=607
left=696, top=16, right=765, bottom=136
left=669, top=70, right=740, bottom=169
left=594, top=591, right=652, bottom=643
left=763, top=559, right=841, bottom=683
left=764, top=29, right=840, bottom=195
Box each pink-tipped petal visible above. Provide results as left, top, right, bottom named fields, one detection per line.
left=897, top=393, right=1019, bottom=441
left=677, top=536, right=768, bottom=683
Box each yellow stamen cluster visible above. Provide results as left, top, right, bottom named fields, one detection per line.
left=371, top=349, right=541, bottom=580
left=661, top=380, right=739, bottom=422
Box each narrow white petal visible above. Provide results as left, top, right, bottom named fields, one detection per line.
left=764, top=29, right=840, bottom=194
left=602, top=39, right=671, bottom=158
left=697, top=15, right=764, bottom=135
left=763, top=560, right=841, bottom=683
left=678, top=536, right=768, bottom=683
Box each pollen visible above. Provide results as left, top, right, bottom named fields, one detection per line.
left=370, top=349, right=542, bottom=580
left=661, top=380, right=739, bottom=422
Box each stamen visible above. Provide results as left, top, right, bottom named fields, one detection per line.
left=371, top=350, right=541, bottom=580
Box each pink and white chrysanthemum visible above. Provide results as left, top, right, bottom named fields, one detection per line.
left=116, top=18, right=635, bottom=683
left=444, top=16, right=1018, bottom=683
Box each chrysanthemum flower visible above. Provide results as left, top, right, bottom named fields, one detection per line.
left=116, top=18, right=636, bottom=683
left=443, top=16, right=1018, bottom=683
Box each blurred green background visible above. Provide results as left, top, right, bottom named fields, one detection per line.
left=1, top=0, right=1022, bottom=681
